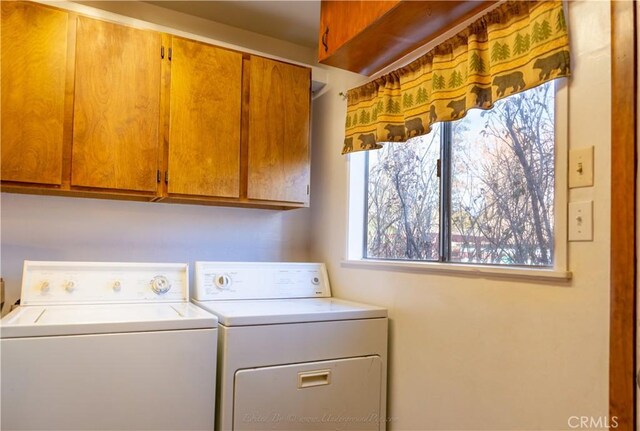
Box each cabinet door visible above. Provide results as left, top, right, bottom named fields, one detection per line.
left=318, top=1, right=399, bottom=61
left=72, top=17, right=161, bottom=192
left=167, top=38, right=242, bottom=198
left=247, top=57, right=310, bottom=204
left=1, top=2, right=68, bottom=185
left=318, top=1, right=494, bottom=75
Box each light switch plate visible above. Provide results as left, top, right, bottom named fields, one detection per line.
left=568, top=201, right=593, bottom=241
left=569, top=146, right=594, bottom=188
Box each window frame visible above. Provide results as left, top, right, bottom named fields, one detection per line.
left=345, top=79, right=570, bottom=281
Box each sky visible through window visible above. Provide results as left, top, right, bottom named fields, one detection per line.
left=366, top=83, right=555, bottom=266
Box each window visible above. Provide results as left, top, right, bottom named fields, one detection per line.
left=356, top=81, right=560, bottom=268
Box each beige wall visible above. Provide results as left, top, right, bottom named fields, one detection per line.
left=1, top=194, right=311, bottom=310
left=309, top=1, right=611, bottom=429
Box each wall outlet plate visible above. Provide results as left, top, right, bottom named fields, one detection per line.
left=569, top=146, right=594, bottom=188
left=568, top=201, right=593, bottom=241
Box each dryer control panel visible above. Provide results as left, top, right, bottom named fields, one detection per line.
left=194, top=262, right=331, bottom=300
left=20, top=261, right=188, bottom=305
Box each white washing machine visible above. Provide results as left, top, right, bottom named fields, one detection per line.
left=1, top=261, right=218, bottom=431
left=192, top=262, right=388, bottom=431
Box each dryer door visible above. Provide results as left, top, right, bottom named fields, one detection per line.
left=233, top=355, right=383, bottom=430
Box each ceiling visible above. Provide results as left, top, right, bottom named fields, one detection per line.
left=146, top=1, right=320, bottom=48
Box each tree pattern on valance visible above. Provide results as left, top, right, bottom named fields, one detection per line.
left=342, top=0, right=569, bottom=155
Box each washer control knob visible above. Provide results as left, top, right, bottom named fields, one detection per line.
left=311, top=276, right=320, bottom=285
left=40, top=281, right=50, bottom=292
left=150, top=275, right=171, bottom=295
left=112, top=280, right=122, bottom=292
left=64, top=281, right=76, bottom=292
left=214, top=274, right=232, bottom=290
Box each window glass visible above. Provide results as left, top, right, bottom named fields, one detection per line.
left=450, top=83, right=555, bottom=265
left=363, top=82, right=555, bottom=266
left=365, top=124, right=441, bottom=260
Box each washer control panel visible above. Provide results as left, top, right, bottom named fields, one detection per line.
left=193, top=262, right=331, bottom=301
left=20, top=261, right=188, bottom=305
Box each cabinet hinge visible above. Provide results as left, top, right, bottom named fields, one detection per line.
left=436, top=159, right=441, bottom=178
left=168, top=47, right=172, bottom=61
left=161, top=46, right=165, bottom=59
left=307, top=184, right=310, bottom=195
left=157, top=170, right=161, bottom=183
left=165, top=171, right=169, bottom=184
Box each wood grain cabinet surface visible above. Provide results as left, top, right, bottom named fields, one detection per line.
left=318, top=1, right=398, bottom=63
left=1, top=1, right=69, bottom=185
left=318, top=0, right=495, bottom=76
left=72, top=16, right=161, bottom=193
left=1, top=1, right=312, bottom=209
left=247, top=56, right=311, bottom=205
left=167, top=37, right=242, bottom=199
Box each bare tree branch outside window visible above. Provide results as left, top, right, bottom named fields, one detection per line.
left=366, top=125, right=441, bottom=261
left=365, top=83, right=554, bottom=266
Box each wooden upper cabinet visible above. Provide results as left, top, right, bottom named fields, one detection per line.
left=318, top=0, right=495, bottom=75
left=1, top=2, right=69, bottom=185
left=167, top=38, right=242, bottom=198
left=247, top=57, right=310, bottom=205
left=1, top=2, right=312, bottom=209
left=71, top=17, right=161, bottom=192
left=318, top=1, right=398, bottom=62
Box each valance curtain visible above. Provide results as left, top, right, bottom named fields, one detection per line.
left=342, top=0, right=570, bottom=155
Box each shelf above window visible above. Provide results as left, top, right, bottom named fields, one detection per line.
left=318, top=0, right=496, bottom=76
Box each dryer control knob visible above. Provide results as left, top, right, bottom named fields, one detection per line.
left=112, top=280, right=122, bottom=292
left=40, top=281, right=50, bottom=292
left=150, top=275, right=171, bottom=295
left=214, top=274, right=232, bottom=290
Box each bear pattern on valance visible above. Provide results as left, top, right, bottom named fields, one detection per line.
left=342, top=0, right=569, bottom=155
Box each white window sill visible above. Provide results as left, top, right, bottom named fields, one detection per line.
left=341, top=259, right=572, bottom=282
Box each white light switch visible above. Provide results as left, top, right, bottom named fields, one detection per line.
left=569, top=146, right=594, bottom=188
left=568, top=201, right=593, bottom=241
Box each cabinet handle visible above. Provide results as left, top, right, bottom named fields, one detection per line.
left=321, top=27, right=329, bottom=52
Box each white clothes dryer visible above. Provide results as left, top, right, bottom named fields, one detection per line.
left=1, top=261, right=218, bottom=431
left=193, top=262, right=388, bottom=431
